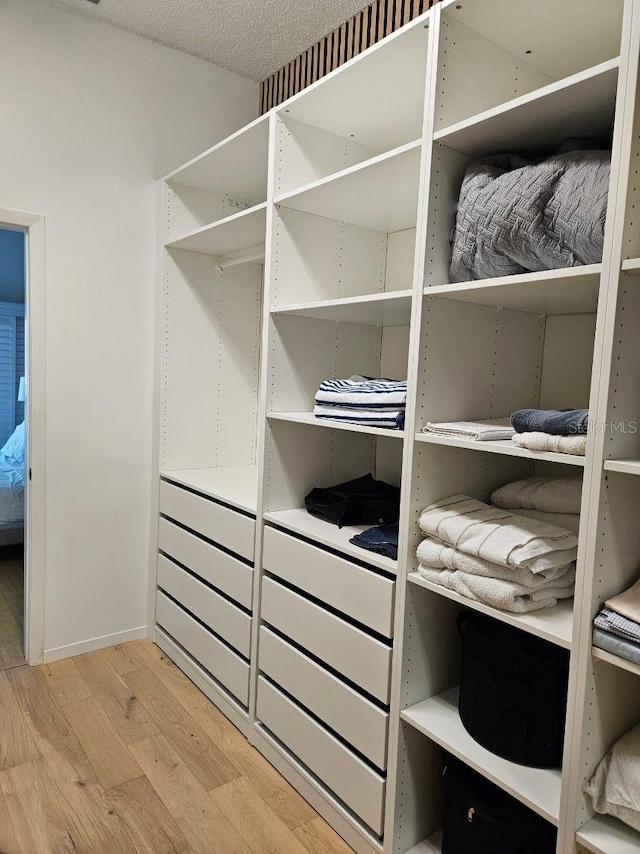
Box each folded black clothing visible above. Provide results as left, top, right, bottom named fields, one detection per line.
left=305, top=473, right=400, bottom=528
left=350, top=524, right=399, bottom=560
left=511, top=408, right=589, bottom=435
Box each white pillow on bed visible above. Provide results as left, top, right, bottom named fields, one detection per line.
left=1, top=421, right=25, bottom=464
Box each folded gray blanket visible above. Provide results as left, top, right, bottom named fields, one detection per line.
left=450, top=149, right=610, bottom=282
left=511, top=408, right=589, bottom=435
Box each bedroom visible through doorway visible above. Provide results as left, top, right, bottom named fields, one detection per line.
left=0, top=226, right=26, bottom=670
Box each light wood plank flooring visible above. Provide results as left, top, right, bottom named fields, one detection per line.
left=0, top=638, right=354, bottom=853
left=0, top=545, right=24, bottom=671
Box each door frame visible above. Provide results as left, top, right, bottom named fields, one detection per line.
left=0, top=207, right=46, bottom=665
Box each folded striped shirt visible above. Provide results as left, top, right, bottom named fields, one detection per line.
left=313, top=403, right=405, bottom=429
left=315, top=375, right=407, bottom=408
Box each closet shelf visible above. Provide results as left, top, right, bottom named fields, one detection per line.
left=271, top=290, right=414, bottom=326
left=434, top=58, right=619, bottom=157
left=576, top=815, right=640, bottom=854
left=406, top=831, right=443, bottom=854
left=592, top=646, right=640, bottom=679
left=274, top=140, right=422, bottom=233
left=408, top=572, right=573, bottom=649
left=160, top=466, right=258, bottom=515
left=268, top=411, right=406, bottom=439
left=264, top=509, right=397, bottom=574
left=621, top=257, right=640, bottom=272
left=278, top=21, right=429, bottom=152
left=165, top=202, right=267, bottom=257
left=164, top=114, right=269, bottom=202
left=415, top=432, right=586, bottom=468
left=401, top=687, right=562, bottom=825
left=425, top=265, right=602, bottom=316
left=603, top=458, right=640, bottom=475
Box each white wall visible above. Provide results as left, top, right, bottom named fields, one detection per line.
left=0, top=0, right=258, bottom=658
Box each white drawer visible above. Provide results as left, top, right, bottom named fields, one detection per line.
left=156, top=592, right=249, bottom=706
left=263, top=526, right=395, bottom=637
left=158, top=518, right=253, bottom=610
left=159, top=479, right=255, bottom=562
left=257, top=677, right=385, bottom=836
left=259, top=626, right=389, bottom=769
left=158, top=555, right=251, bottom=658
left=261, top=577, right=392, bottom=704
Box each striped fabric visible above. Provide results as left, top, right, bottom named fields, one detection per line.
left=314, top=375, right=407, bottom=429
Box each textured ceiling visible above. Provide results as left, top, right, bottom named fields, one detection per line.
left=49, top=0, right=368, bottom=80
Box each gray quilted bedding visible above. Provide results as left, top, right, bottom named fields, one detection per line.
left=449, top=148, right=611, bottom=283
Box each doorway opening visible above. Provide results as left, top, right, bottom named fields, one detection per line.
left=0, top=226, right=26, bottom=670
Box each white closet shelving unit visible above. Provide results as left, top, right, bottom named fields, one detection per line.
left=149, top=2, right=640, bottom=853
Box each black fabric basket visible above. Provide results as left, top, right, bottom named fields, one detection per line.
left=457, top=611, right=570, bottom=769
left=442, top=753, right=557, bottom=854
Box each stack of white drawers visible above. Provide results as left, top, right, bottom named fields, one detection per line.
left=257, top=525, right=396, bottom=837
left=156, top=478, right=255, bottom=709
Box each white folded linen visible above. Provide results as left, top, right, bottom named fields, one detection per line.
left=418, top=495, right=578, bottom=573
left=512, top=431, right=587, bottom=456
left=492, top=476, right=582, bottom=515
left=416, top=536, right=575, bottom=585
left=422, top=417, right=515, bottom=441
left=417, top=563, right=575, bottom=613
left=510, top=508, right=580, bottom=536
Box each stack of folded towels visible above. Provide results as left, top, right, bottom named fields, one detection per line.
left=593, top=578, right=640, bottom=666
left=416, top=476, right=582, bottom=613
left=314, top=375, right=407, bottom=429
left=511, top=408, right=589, bottom=456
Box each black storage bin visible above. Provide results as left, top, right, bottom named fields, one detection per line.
left=442, top=753, right=557, bottom=854
left=457, top=611, right=570, bottom=769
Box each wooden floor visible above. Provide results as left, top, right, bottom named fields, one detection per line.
left=0, top=545, right=25, bottom=671
left=0, top=638, right=354, bottom=853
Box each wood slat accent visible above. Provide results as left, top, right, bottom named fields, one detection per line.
left=259, top=0, right=438, bottom=112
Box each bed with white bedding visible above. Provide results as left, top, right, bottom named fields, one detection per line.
left=0, top=422, right=26, bottom=545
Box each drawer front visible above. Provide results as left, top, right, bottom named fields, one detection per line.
left=259, top=626, right=389, bottom=769
left=257, top=677, right=385, bottom=835
left=159, top=479, right=255, bottom=562
left=158, top=518, right=253, bottom=610
left=263, top=526, right=395, bottom=637
left=158, top=555, right=251, bottom=658
left=261, top=577, right=391, bottom=704
left=156, top=592, right=249, bottom=706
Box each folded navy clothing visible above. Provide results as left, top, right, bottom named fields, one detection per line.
left=511, top=408, right=589, bottom=436
left=350, top=524, right=399, bottom=560
left=593, top=627, right=640, bottom=667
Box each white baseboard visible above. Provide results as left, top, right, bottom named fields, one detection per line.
left=43, top=625, right=149, bottom=663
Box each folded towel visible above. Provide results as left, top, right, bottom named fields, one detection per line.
left=594, top=607, right=640, bottom=644
left=313, top=404, right=404, bottom=429
left=315, top=376, right=407, bottom=408
left=585, top=722, right=640, bottom=833
left=511, top=408, right=589, bottom=435
left=418, top=495, right=578, bottom=573
left=422, top=417, right=515, bottom=441
left=511, top=508, right=580, bottom=536
left=350, top=524, right=398, bottom=560
left=512, top=431, right=587, bottom=456
left=593, top=628, right=640, bottom=667
left=416, top=536, right=574, bottom=585
left=417, top=563, right=575, bottom=613
left=606, top=577, right=640, bottom=625
left=492, top=476, right=583, bottom=515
